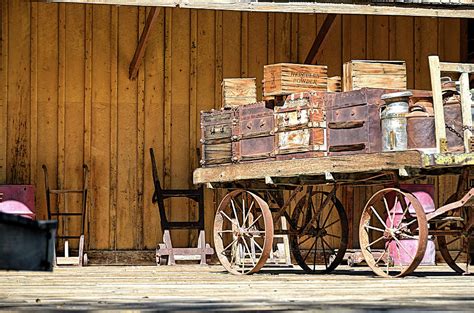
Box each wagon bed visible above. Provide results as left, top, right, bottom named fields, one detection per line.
left=194, top=151, right=474, bottom=186
left=193, top=151, right=474, bottom=277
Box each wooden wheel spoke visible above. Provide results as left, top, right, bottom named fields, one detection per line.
left=242, top=200, right=255, bottom=228
left=246, top=214, right=262, bottom=230
left=326, top=233, right=340, bottom=240
left=370, top=205, right=388, bottom=229
left=375, top=247, right=388, bottom=264
left=367, top=235, right=385, bottom=248
left=453, top=249, right=463, bottom=262
left=321, top=202, right=335, bottom=229
left=383, top=196, right=394, bottom=228
left=446, top=236, right=460, bottom=246
left=313, top=237, right=319, bottom=271
left=324, top=218, right=340, bottom=230
left=218, top=230, right=233, bottom=234
left=230, top=199, right=241, bottom=227
left=222, top=237, right=239, bottom=253
left=364, top=224, right=385, bottom=233
left=303, top=239, right=317, bottom=263
left=221, top=211, right=238, bottom=226
left=298, top=234, right=313, bottom=246
left=396, top=199, right=411, bottom=230
left=394, top=239, right=406, bottom=273
left=386, top=243, right=391, bottom=275
left=321, top=236, right=336, bottom=259
left=401, top=218, right=418, bottom=229
left=251, top=237, right=264, bottom=252
left=399, top=233, right=418, bottom=240
left=241, top=238, right=256, bottom=266
left=393, top=237, right=415, bottom=261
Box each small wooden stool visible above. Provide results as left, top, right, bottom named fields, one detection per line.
left=150, top=148, right=214, bottom=265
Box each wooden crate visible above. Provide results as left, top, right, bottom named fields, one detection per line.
left=327, top=76, right=341, bottom=92
left=221, top=78, right=257, bottom=108
left=343, top=60, right=407, bottom=91
left=263, top=63, right=328, bottom=96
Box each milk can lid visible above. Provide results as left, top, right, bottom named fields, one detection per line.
left=381, top=90, right=413, bottom=100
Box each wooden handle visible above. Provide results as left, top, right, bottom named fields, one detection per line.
left=328, top=120, right=365, bottom=129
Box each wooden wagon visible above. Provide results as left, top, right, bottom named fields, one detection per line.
left=193, top=151, right=474, bottom=277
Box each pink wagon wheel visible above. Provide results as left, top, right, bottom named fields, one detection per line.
left=437, top=194, right=473, bottom=274
left=213, top=190, right=274, bottom=275
left=359, top=188, right=428, bottom=278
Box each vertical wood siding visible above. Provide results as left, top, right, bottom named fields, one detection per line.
left=0, top=1, right=465, bottom=250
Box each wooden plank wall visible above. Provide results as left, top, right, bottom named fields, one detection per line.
left=0, top=0, right=465, bottom=250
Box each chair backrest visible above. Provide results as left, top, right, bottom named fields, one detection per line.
left=149, top=148, right=168, bottom=226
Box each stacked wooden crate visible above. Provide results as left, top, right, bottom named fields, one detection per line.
left=263, top=63, right=329, bottom=160
left=201, top=63, right=332, bottom=166
left=343, top=60, right=407, bottom=91
left=263, top=63, right=328, bottom=96
left=221, top=78, right=257, bottom=108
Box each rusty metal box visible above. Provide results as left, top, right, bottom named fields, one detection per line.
left=200, top=108, right=238, bottom=145
left=274, top=92, right=327, bottom=156
left=275, top=128, right=327, bottom=155
left=232, top=101, right=275, bottom=163
left=200, top=108, right=238, bottom=167
left=326, top=88, right=390, bottom=155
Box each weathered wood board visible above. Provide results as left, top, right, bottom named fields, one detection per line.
left=0, top=0, right=465, bottom=251
left=0, top=265, right=473, bottom=311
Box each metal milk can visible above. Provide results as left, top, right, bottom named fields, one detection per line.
left=406, top=104, right=436, bottom=152
left=380, top=91, right=412, bottom=152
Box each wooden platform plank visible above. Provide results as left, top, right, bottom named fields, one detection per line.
left=0, top=265, right=472, bottom=311
left=194, top=151, right=425, bottom=184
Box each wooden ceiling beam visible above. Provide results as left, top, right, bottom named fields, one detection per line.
left=46, top=1, right=474, bottom=19
left=304, top=14, right=337, bottom=65
left=129, top=7, right=161, bottom=80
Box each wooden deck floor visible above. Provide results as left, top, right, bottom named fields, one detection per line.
left=0, top=265, right=473, bottom=311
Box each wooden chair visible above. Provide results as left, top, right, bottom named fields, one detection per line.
left=150, top=148, right=214, bottom=265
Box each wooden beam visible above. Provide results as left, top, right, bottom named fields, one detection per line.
left=193, top=151, right=424, bottom=184
left=47, top=1, right=474, bottom=19
left=129, top=7, right=160, bottom=80
left=304, top=14, right=336, bottom=64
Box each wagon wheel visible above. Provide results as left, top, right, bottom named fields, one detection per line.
left=290, top=190, right=348, bottom=274
left=214, top=190, right=274, bottom=275
left=359, top=188, right=428, bottom=278
left=437, top=194, right=473, bottom=274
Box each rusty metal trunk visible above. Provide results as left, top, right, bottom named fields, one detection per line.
left=326, top=88, right=390, bottom=155
left=274, top=92, right=327, bottom=157
left=233, top=102, right=275, bottom=163
left=200, top=108, right=238, bottom=166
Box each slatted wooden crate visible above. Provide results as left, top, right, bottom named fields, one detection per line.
left=327, top=76, right=342, bottom=92
left=221, top=78, right=257, bottom=108
left=263, top=63, right=328, bottom=96
left=343, top=60, right=407, bottom=91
